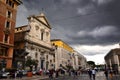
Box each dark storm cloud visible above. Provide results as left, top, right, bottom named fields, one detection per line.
left=16, top=0, right=120, bottom=46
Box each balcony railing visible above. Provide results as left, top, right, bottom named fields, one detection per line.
left=4, top=28, right=10, bottom=35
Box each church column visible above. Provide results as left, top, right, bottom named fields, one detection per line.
left=116, top=55, right=120, bottom=72
left=109, top=59, right=112, bottom=69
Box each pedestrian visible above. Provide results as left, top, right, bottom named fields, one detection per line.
left=109, top=70, right=113, bottom=80
left=92, top=68, right=96, bottom=80
left=88, top=69, right=92, bottom=80
left=104, top=69, right=108, bottom=80
left=19, top=70, right=23, bottom=78
left=77, top=70, right=81, bottom=75
left=68, top=69, right=71, bottom=76
left=39, top=68, right=43, bottom=76
left=49, top=69, right=54, bottom=80
left=75, top=70, right=78, bottom=76
left=55, top=69, right=59, bottom=78
left=14, top=71, right=17, bottom=79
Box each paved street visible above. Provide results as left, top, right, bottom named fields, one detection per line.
left=41, top=71, right=120, bottom=80
left=40, top=72, right=120, bottom=80
left=41, top=71, right=106, bottom=80
left=1, top=71, right=120, bottom=80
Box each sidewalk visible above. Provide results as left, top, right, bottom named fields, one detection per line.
left=1, top=75, right=48, bottom=80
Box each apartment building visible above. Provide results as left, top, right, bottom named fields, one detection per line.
left=0, top=0, right=22, bottom=69
left=51, top=39, right=75, bottom=70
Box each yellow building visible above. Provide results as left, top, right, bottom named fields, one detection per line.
left=51, top=39, right=74, bottom=70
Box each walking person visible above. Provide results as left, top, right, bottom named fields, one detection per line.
left=109, top=70, right=113, bottom=80
left=49, top=69, right=54, bottom=80
left=68, top=69, right=71, bottom=76
left=88, top=69, right=92, bottom=80
left=92, top=68, right=96, bottom=80
left=104, top=69, right=109, bottom=80
left=55, top=69, right=59, bottom=78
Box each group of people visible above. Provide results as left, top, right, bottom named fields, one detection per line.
left=104, top=69, right=117, bottom=80
left=47, top=68, right=65, bottom=79
left=88, top=68, right=96, bottom=80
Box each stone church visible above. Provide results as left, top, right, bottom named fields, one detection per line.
left=13, top=13, right=55, bottom=70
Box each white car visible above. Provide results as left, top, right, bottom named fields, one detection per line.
left=0, top=71, right=9, bottom=78
left=32, top=70, right=37, bottom=75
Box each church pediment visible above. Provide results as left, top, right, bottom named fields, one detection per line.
left=34, top=13, right=51, bottom=29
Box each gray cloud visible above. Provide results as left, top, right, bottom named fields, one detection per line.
left=15, top=0, right=120, bottom=61
left=16, top=5, right=28, bottom=27
left=16, top=0, right=120, bottom=46
left=61, top=0, right=79, bottom=4
left=97, top=0, right=113, bottom=5
left=77, top=26, right=117, bottom=38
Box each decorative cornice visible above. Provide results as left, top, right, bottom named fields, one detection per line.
left=13, top=0, right=22, bottom=5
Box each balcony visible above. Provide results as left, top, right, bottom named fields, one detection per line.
left=4, top=28, right=10, bottom=35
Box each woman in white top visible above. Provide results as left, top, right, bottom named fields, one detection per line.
left=92, top=69, right=96, bottom=80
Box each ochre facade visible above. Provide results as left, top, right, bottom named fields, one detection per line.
left=51, top=39, right=75, bottom=70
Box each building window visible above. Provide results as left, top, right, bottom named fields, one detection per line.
left=53, top=59, right=55, bottom=62
left=50, top=60, right=52, bottom=63
left=0, top=46, right=8, bottom=56
left=46, top=32, right=49, bottom=41
left=6, top=0, right=14, bottom=8
left=7, top=11, right=12, bottom=18
left=40, top=29, right=44, bottom=40
left=41, top=32, right=44, bottom=40
left=6, top=0, right=9, bottom=4
left=31, top=46, right=34, bottom=50
left=12, top=3, right=14, bottom=8
left=9, top=0, right=12, bottom=6
left=5, top=21, right=10, bottom=28
left=35, top=53, right=38, bottom=58
left=35, top=25, right=39, bottom=30
left=4, top=34, right=9, bottom=43
left=46, top=55, right=48, bottom=60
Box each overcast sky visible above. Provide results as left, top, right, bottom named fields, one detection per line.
left=16, top=0, right=120, bottom=64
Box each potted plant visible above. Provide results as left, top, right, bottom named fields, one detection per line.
left=25, top=56, right=38, bottom=77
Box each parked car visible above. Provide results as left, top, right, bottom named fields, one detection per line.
left=22, top=70, right=27, bottom=76
left=0, top=71, right=9, bottom=79
left=32, top=70, right=37, bottom=75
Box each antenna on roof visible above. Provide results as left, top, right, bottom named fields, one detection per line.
left=40, top=8, right=45, bottom=16
left=41, top=8, right=44, bottom=12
